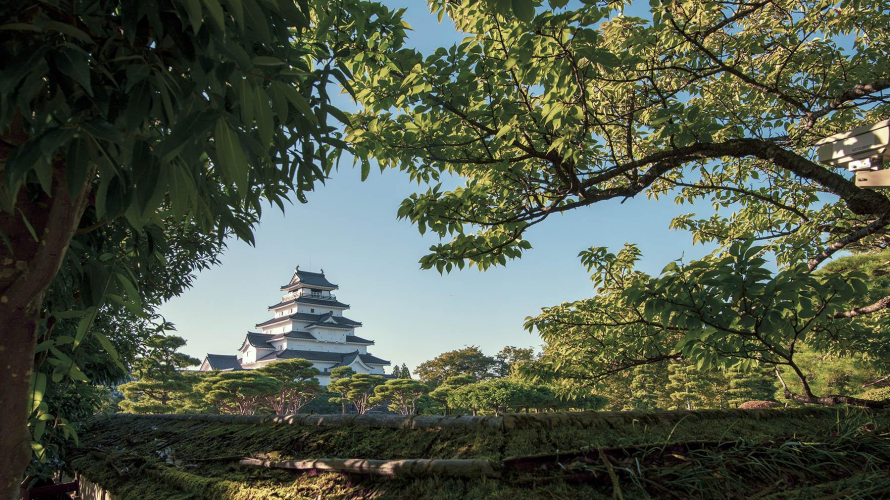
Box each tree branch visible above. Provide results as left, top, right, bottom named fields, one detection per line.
left=834, top=294, right=890, bottom=319
left=802, top=80, right=890, bottom=129
left=808, top=215, right=890, bottom=271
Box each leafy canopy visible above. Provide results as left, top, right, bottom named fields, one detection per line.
left=371, top=378, right=428, bottom=415
left=0, top=0, right=407, bottom=490
left=346, top=0, right=890, bottom=406
left=255, top=358, right=322, bottom=414
left=118, top=335, right=200, bottom=414
left=414, top=346, right=499, bottom=386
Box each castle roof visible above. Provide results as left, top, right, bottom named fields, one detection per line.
left=255, top=312, right=362, bottom=329
left=240, top=332, right=275, bottom=350
left=281, top=268, right=338, bottom=291
left=203, top=354, right=243, bottom=371
left=345, top=335, right=374, bottom=345
left=267, top=296, right=350, bottom=310
left=277, top=331, right=316, bottom=341
left=240, top=331, right=318, bottom=350
left=257, top=349, right=389, bottom=366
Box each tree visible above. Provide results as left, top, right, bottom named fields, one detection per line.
left=118, top=335, right=200, bottom=414
left=0, top=0, right=406, bottom=494
left=414, top=346, right=498, bottom=387
left=494, top=346, right=536, bottom=378
left=666, top=362, right=706, bottom=410
left=626, top=364, right=670, bottom=411
left=328, top=373, right=386, bottom=415
left=726, top=365, right=778, bottom=408
left=428, top=374, right=476, bottom=415
left=391, top=365, right=403, bottom=378
left=447, top=379, right=554, bottom=416
left=24, top=220, right=225, bottom=486
left=328, top=366, right=355, bottom=415
left=346, top=0, right=890, bottom=408
left=399, top=363, right=411, bottom=379
left=372, top=379, right=428, bottom=415
left=255, top=359, right=322, bottom=415
left=198, top=371, right=281, bottom=416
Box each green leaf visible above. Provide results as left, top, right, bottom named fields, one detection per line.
left=252, top=56, right=286, bottom=66
left=82, top=119, right=123, bottom=144
left=55, top=46, right=92, bottom=96
left=214, top=119, right=249, bottom=194
left=116, top=272, right=143, bottom=314
left=512, top=0, right=535, bottom=21
left=201, top=0, right=226, bottom=32
left=30, top=372, right=47, bottom=414
left=68, top=364, right=90, bottom=382
left=16, top=209, right=39, bottom=242
left=74, top=307, right=97, bottom=348
left=43, top=20, right=94, bottom=44
left=273, top=82, right=318, bottom=125
left=0, top=23, right=41, bottom=32
left=255, top=93, right=274, bottom=148
left=225, top=0, right=244, bottom=27
left=184, top=0, right=204, bottom=31
left=93, top=332, right=124, bottom=370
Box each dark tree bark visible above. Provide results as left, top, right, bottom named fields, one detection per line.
left=0, top=117, right=93, bottom=498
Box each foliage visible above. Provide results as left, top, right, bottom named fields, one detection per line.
left=667, top=362, right=709, bottom=410
left=117, top=374, right=195, bottom=414
left=330, top=366, right=356, bottom=381
left=726, top=365, right=778, bottom=408
left=428, top=374, right=476, bottom=415
left=255, top=359, right=322, bottom=414
left=414, top=346, right=498, bottom=387
left=0, top=0, right=407, bottom=492
left=328, top=366, right=356, bottom=414
left=399, top=363, right=411, bottom=379
left=346, top=0, right=890, bottom=407
left=118, top=335, right=200, bottom=414
left=25, top=381, right=113, bottom=484
left=447, top=378, right=603, bottom=416
left=297, top=391, right=343, bottom=415
left=528, top=243, right=890, bottom=407
left=494, top=346, right=536, bottom=378
left=391, top=364, right=402, bottom=378
left=328, top=373, right=386, bottom=415
left=26, top=221, right=224, bottom=482
left=371, top=378, right=428, bottom=415
left=197, top=372, right=281, bottom=416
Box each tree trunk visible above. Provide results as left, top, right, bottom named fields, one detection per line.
left=0, top=302, right=40, bottom=499
left=0, top=139, right=93, bottom=499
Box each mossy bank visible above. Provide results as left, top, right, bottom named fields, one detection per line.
left=70, top=408, right=890, bottom=499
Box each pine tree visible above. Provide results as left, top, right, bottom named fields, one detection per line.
left=400, top=363, right=411, bottom=379
left=628, top=364, right=667, bottom=410
left=118, top=335, right=200, bottom=414
left=391, top=365, right=402, bottom=378
left=666, top=362, right=705, bottom=410
left=726, top=365, right=778, bottom=407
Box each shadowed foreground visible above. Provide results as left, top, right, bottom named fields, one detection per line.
left=71, top=408, right=890, bottom=499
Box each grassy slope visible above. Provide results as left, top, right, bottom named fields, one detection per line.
left=70, top=408, right=890, bottom=500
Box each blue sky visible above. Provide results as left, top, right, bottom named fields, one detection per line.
left=160, top=1, right=716, bottom=371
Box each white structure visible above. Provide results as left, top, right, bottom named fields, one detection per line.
left=199, top=267, right=390, bottom=385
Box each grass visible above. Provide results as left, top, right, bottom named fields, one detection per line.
left=69, top=407, right=890, bottom=499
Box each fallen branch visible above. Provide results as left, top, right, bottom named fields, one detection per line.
left=103, top=412, right=501, bottom=429
left=239, top=457, right=500, bottom=478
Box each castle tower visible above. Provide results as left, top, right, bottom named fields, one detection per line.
left=199, top=267, right=390, bottom=385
